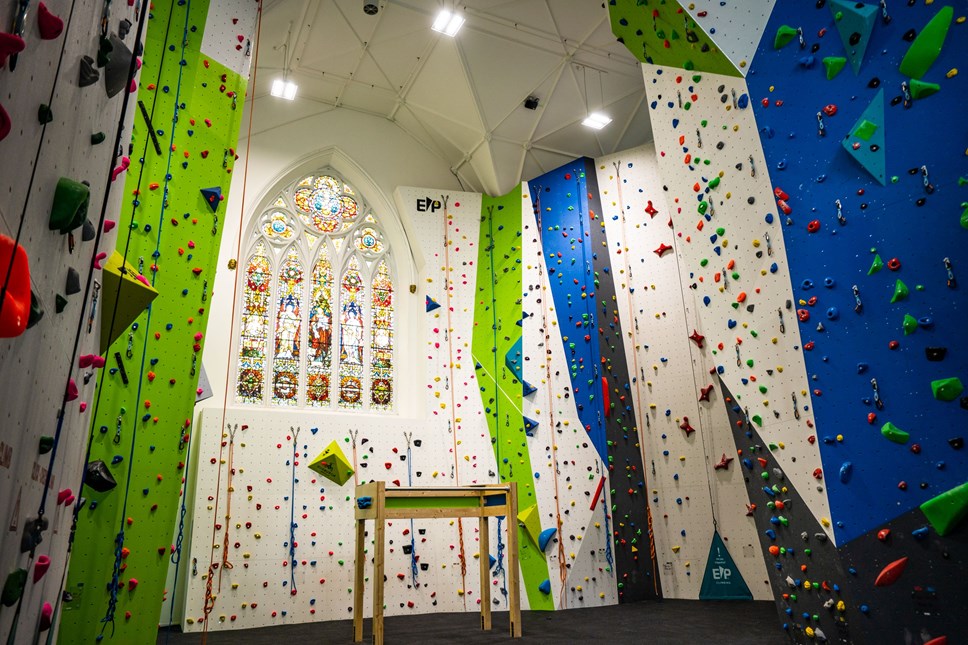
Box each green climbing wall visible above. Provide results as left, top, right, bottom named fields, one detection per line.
left=59, top=0, right=251, bottom=641
left=471, top=188, right=553, bottom=610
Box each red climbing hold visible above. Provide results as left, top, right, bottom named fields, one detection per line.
left=0, top=33, right=26, bottom=68
left=37, top=3, right=64, bottom=40
left=773, top=187, right=789, bottom=201
left=807, top=220, right=821, bottom=233
left=714, top=454, right=733, bottom=470
left=877, top=529, right=890, bottom=542
left=874, top=556, right=908, bottom=587
left=679, top=416, right=696, bottom=435
left=689, top=330, right=705, bottom=348
left=923, top=638, right=947, bottom=645
left=602, top=377, right=610, bottom=418
left=645, top=201, right=658, bottom=217
left=654, top=243, right=672, bottom=257
left=698, top=384, right=714, bottom=402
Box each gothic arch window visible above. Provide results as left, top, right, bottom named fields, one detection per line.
left=235, top=170, right=394, bottom=411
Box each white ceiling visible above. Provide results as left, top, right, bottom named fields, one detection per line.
left=253, top=0, right=653, bottom=195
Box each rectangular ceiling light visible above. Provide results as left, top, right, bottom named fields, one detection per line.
left=432, top=10, right=464, bottom=36
left=271, top=78, right=298, bottom=101
left=582, top=112, right=612, bottom=130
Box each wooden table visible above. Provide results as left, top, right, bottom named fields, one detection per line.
left=353, top=482, right=522, bottom=644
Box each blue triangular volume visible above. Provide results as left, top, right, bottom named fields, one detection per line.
left=842, top=89, right=886, bottom=185
left=829, top=0, right=878, bottom=74
left=425, top=295, right=440, bottom=312
left=699, top=530, right=753, bottom=600
left=523, top=416, right=539, bottom=437
left=522, top=379, right=537, bottom=397
left=200, top=186, right=223, bottom=213
left=505, top=337, right=524, bottom=383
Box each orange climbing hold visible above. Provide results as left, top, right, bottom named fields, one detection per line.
left=874, top=557, right=908, bottom=587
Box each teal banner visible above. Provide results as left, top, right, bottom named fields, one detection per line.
left=699, top=531, right=752, bottom=600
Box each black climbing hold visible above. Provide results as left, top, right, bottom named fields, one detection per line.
left=948, top=437, right=964, bottom=450
left=849, top=32, right=861, bottom=46
left=811, top=43, right=821, bottom=53
left=868, top=77, right=880, bottom=88
left=890, top=95, right=903, bottom=106
left=747, top=196, right=755, bottom=205
left=902, top=28, right=916, bottom=42
left=925, top=347, right=947, bottom=361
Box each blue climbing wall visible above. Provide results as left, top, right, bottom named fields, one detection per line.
left=747, top=0, right=968, bottom=546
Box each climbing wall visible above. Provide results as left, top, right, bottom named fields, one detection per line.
left=59, top=0, right=256, bottom=642
left=0, top=0, right=142, bottom=640
left=745, top=2, right=968, bottom=642
left=593, top=146, right=770, bottom=601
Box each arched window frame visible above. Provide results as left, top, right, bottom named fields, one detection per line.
left=233, top=167, right=397, bottom=412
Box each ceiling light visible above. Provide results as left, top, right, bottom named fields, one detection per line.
left=432, top=10, right=464, bottom=36
left=581, top=112, right=612, bottom=130
left=271, top=78, right=298, bottom=101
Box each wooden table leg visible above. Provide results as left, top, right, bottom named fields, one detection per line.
left=507, top=484, right=522, bottom=637
left=354, top=518, right=366, bottom=642
left=479, top=515, right=491, bottom=630
left=373, top=517, right=385, bottom=645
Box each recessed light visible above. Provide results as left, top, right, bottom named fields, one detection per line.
left=581, top=112, right=612, bottom=129
left=432, top=10, right=464, bottom=36
left=271, top=78, right=298, bottom=101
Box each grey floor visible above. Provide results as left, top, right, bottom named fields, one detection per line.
left=158, top=599, right=786, bottom=644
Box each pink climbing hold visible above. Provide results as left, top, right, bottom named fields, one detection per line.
left=37, top=3, right=64, bottom=40
left=39, top=602, right=53, bottom=632
left=104, top=220, right=117, bottom=233
left=93, top=252, right=107, bottom=269
left=33, top=555, right=51, bottom=582
left=128, top=578, right=139, bottom=590
left=57, top=488, right=72, bottom=504
left=874, top=556, right=908, bottom=587
left=111, top=156, right=131, bottom=182
left=64, top=378, right=78, bottom=402
left=0, top=102, right=11, bottom=142
left=0, top=32, right=26, bottom=68
left=79, top=354, right=106, bottom=368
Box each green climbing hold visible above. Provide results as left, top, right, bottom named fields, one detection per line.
left=758, top=385, right=767, bottom=394
left=91, top=132, right=105, bottom=145
left=880, top=422, right=910, bottom=444
left=920, top=480, right=968, bottom=536
left=908, top=78, right=940, bottom=100
left=961, top=203, right=968, bottom=229
left=39, top=436, right=54, bottom=454
left=55, top=294, right=68, bottom=313
left=930, top=377, right=964, bottom=402
left=751, top=415, right=762, bottom=426
left=2, top=568, right=27, bottom=607
left=853, top=119, right=878, bottom=141
left=774, top=25, right=799, bottom=49
left=890, top=279, right=909, bottom=303
left=698, top=201, right=708, bottom=215
left=823, top=56, right=847, bottom=80
left=715, top=227, right=725, bottom=236
left=899, top=5, right=953, bottom=79
left=868, top=254, right=884, bottom=275
left=38, top=104, right=53, bottom=124
left=902, top=314, right=918, bottom=335
left=683, top=60, right=695, bottom=71
left=708, top=176, right=720, bottom=189
left=700, top=258, right=709, bottom=267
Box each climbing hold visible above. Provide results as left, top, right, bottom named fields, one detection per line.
left=839, top=462, right=852, bottom=484
left=828, top=0, right=878, bottom=74
left=774, top=25, right=799, bottom=49
left=1, top=568, right=27, bottom=606
left=899, top=6, right=953, bottom=79
left=200, top=186, right=223, bottom=213
left=931, top=378, right=963, bottom=402
left=538, top=528, right=557, bottom=552
left=0, top=33, right=26, bottom=69
left=425, top=295, right=440, bottom=312
left=822, top=56, right=847, bottom=80
left=538, top=579, right=551, bottom=594
left=308, top=441, right=354, bottom=485
left=49, top=178, right=91, bottom=235
left=868, top=254, right=884, bottom=275
left=79, top=55, right=100, bottom=87
left=902, top=314, right=917, bottom=335
left=103, top=34, right=133, bottom=98
left=920, top=481, right=968, bottom=536
left=909, top=79, right=940, bottom=100
left=33, top=555, right=50, bottom=582
left=842, top=90, right=886, bottom=185
left=37, top=3, right=64, bottom=40
left=890, top=279, right=909, bottom=303
left=0, top=234, right=31, bottom=338
left=84, top=460, right=118, bottom=492
left=654, top=242, right=672, bottom=257
left=874, top=557, right=908, bottom=587
left=39, top=602, right=53, bottom=631
left=880, top=422, right=910, bottom=444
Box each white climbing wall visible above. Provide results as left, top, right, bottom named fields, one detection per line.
left=594, top=145, right=770, bottom=600
left=0, top=0, right=141, bottom=639
left=682, top=0, right=777, bottom=75
left=642, top=65, right=834, bottom=540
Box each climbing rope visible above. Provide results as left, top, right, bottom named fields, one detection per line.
left=165, top=405, right=197, bottom=645
left=611, top=163, right=663, bottom=596
left=493, top=516, right=508, bottom=599
left=404, top=431, right=418, bottom=586
left=219, top=424, right=239, bottom=588
left=201, top=3, right=263, bottom=638
left=287, top=426, right=300, bottom=593
left=531, top=187, right=569, bottom=607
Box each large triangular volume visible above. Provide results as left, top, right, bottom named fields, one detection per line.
left=99, top=252, right=159, bottom=354
left=699, top=530, right=752, bottom=600
left=829, top=0, right=878, bottom=75
left=841, top=89, right=886, bottom=185
left=308, top=440, right=355, bottom=486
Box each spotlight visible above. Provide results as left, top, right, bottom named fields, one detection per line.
left=581, top=112, right=612, bottom=130
left=432, top=10, right=464, bottom=36
left=271, top=78, right=298, bottom=101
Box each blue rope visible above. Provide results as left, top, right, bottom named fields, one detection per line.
left=100, top=0, right=193, bottom=634
left=494, top=517, right=507, bottom=599
left=288, top=429, right=299, bottom=592
left=165, top=419, right=195, bottom=644
left=406, top=438, right=418, bottom=586
left=602, top=503, right=614, bottom=571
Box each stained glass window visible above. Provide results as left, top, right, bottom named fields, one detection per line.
left=271, top=247, right=303, bottom=405
left=236, top=169, right=395, bottom=412
left=370, top=261, right=393, bottom=409
left=338, top=257, right=365, bottom=409
left=306, top=250, right=333, bottom=406
left=237, top=243, right=271, bottom=403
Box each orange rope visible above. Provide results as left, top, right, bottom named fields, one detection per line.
left=612, top=162, right=662, bottom=597
left=201, top=2, right=263, bottom=640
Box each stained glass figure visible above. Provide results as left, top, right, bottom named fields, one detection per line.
left=306, top=250, right=333, bottom=406
left=272, top=247, right=303, bottom=404
left=237, top=242, right=271, bottom=403
left=370, top=260, right=393, bottom=409
left=338, top=256, right=365, bottom=408
left=293, top=175, right=360, bottom=234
